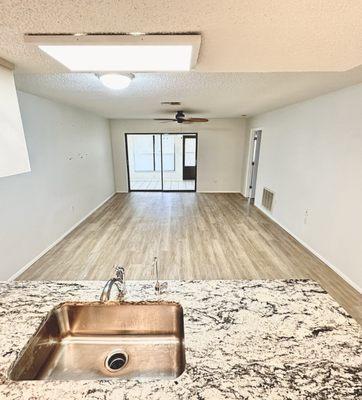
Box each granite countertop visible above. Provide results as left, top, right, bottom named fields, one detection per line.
left=0, top=280, right=360, bottom=399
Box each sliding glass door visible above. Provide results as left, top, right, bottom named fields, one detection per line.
left=126, top=134, right=162, bottom=190
left=125, top=133, right=197, bottom=192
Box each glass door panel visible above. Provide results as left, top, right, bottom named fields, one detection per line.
left=162, top=134, right=196, bottom=191
left=127, top=134, right=162, bottom=191
left=181, top=135, right=196, bottom=191
left=161, top=134, right=177, bottom=191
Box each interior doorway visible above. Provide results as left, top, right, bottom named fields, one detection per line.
left=125, top=133, right=197, bottom=192
left=248, top=129, right=262, bottom=201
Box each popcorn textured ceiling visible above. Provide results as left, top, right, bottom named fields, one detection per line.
left=15, top=67, right=362, bottom=118
left=1, top=0, right=362, bottom=73
left=3, top=0, right=362, bottom=118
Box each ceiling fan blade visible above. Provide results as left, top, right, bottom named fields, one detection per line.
left=184, top=118, right=209, bottom=123
left=154, top=118, right=177, bottom=121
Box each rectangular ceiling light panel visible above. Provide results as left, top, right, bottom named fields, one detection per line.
left=25, top=35, right=201, bottom=72
left=39, top=45, right=193, bottom=71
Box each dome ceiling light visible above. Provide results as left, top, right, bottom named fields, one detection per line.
left=98, top=73, right=134, bottom=90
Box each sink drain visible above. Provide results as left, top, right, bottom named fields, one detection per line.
left=105, top=350, right=128, bottom=372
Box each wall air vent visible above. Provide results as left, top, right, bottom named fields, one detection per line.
left=262, top=188, right=274, bottom=211
left=161, top=101, right=181, bottom=106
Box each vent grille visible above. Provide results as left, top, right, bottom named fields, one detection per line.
left=161, top=101, right=181, bottom=106
left=262, top=188, right=274, bottom=211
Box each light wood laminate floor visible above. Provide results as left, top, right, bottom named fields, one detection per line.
left=18, top=193, right=361, bottom=324
left=130, top=180, right=195, bottom=190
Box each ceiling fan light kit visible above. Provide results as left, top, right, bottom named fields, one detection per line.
left=154, top=110, right=208, bottom=124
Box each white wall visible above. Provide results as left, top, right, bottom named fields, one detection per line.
left=248, top=83, right=362, bottom=291
left=110, top=118, right=247, bottom=192
left=0, top=92, right=115, bottom=280
left=0, top=66, right=30, bottom=177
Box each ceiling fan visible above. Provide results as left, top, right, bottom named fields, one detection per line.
left=154, top=111, right=208, bottom=124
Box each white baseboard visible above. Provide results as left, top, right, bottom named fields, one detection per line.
left=255, top=204, right=362, bottom=294
left=117, top=190, right=243, bottom=194
left=197, top=191, right=242, bottom=193
left=8, top=192, right=116, bottom=281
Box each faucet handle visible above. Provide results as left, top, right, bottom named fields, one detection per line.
left=115, top=265, right=125, bottom=279
left=155, top=281, right=168, bottom=295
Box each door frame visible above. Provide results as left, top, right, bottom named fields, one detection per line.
left=124, top=132, right=198, bottom=193
left=182, top=135, right=197, bottom=181
left=244, top=128, right=262, bottom=199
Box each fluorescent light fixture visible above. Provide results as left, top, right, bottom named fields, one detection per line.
left=99, top=73, right=133, bottom=90
left=39, top=44, right=193, bottom=71
left=24, top=34, right=201, bottom=72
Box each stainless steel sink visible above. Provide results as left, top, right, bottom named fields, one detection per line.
left=9, top=302, right=185, bottom=381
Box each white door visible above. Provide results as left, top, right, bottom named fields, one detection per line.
left=249, top=130, right=262, bottom=199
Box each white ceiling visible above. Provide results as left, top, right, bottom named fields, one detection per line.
left=1, top=0, right=362, bottom=73
left=15, top=67, right=362, bottom=118
left=4, top=1, right=362, bottom=118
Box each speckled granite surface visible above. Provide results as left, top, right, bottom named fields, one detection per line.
left=0, top=280, right=361, bottom=399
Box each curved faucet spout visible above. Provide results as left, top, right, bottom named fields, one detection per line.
left=100, top=266, right=126, bottom=302
left=153, top=257, right=168, bottom=295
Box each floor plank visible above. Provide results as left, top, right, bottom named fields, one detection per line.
left=18, top=193, right=361, bottom=324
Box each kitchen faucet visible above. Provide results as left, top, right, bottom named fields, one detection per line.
left=153, top=257, right=168, bottom=295
left=100, top=265, right=126, bottom=302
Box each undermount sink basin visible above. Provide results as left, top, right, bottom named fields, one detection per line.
left=9, top=301, right=185, bottom=381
